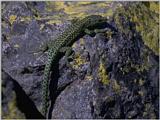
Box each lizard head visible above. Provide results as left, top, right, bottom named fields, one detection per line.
left=83, top=15, right=107, bottom=28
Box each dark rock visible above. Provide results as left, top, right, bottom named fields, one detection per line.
left=1, top=2, right=33, bottom=25
left=2, top=70, right=44, bottom=119
left=51, top=10, right=159, bottom=119
left=52, top=79, right=96, bottom=119
left=2, top=1, right=159, bottom=119
left=12, top=21, right=28, bottom=35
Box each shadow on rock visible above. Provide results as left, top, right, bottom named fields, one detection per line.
left=2, top=70, right=45, bottom=119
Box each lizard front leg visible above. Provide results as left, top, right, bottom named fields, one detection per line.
left=84, top=29, right=95, bottom=36
left=85, top=28, right=108, bottom=36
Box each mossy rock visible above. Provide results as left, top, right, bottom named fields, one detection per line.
left=113, top=2, right=159, bottom=55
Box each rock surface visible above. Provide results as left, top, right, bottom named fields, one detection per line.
left=1, top=1, right=159, bottom=119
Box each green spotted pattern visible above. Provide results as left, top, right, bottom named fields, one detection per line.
left=42, top=15, right=107, bottom=118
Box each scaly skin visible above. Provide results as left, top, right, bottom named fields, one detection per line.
left=42, top=15, right=107, bottom=118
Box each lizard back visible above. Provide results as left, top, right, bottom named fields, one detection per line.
left=42, top=15, right=107, bottom=118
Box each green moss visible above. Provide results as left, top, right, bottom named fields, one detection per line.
left=98, top=60, right=110, bottom=85
left=114, top=2, right=159, bottom=55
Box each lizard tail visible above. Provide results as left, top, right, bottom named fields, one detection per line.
left=42, top=51, right=55, bottom=117
left=42, top=61, right=50, bottom=117
left=42, top=49, right=57, bottom=118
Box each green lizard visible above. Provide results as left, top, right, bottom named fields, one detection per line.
left=42, top=15, right=108, bottom=118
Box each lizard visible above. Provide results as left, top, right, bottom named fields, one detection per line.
left=42, top=15, right=109, bottom=118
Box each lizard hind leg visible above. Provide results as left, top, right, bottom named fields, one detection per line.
left=59, top=47, right=74, bottom=66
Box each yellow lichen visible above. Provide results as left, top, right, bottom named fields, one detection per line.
left=20, top=16, right=32, bottom=22
left=98, top=60, right=110, bottom=85
left=143, top=103, right=157, bottom=118
left=76, top=2, right=98, bottom=6
left=14, top=44, right=20, bottom=48
left=105, top=29, right=113, bottom=39
left=46, top=19, right=62, bottom=25
left=134, top=79, right=137, bottom=83
left=8, top=95, right=17, bottom=118
left=64, top=2, right=113, bottom=18
left=138, top=90, right=144, bottom=96
left=44, top=1, right=115, bottom=21
left=139, top=79, right=145, bottom=86
left=40, top=24, right=45, bottom=31
left=114, top=2, right=159, bottom=55
left=80, top=38, right=85, bottom=45
left=112, top=79, right=120, bottom=93
left=9, top=15, right=17, bottom=25
left=85, top=75, right=93, bottom=81
left=72, top=53, right=87, bottom=69
left=72, top=42, right=77, bottom=49
left=102, top=8, right=113, bottom=18
left=134, top=51, right=151, bottom=72
left=35, top=15, right=64, bottom=25
left=48, top=2, right=65, bottom=11
left=149, top=2, right=159, bottom=13
left=2, top=92, right=25, bottom=119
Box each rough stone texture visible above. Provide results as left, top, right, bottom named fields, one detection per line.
left=52, top=79, right=96, bottom=119
left=1, top=1, right=159, bottom=119
left=2, top=71, right=44, bottom=119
